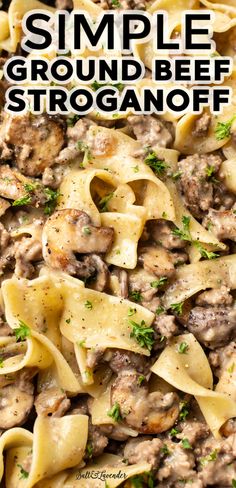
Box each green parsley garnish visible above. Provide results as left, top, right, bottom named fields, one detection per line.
left=161, top=444, right=171, bottom=456
left=144, top=152, right=169, bottom=176
left=128, top=307, right=136, bottom=317
left=129, top=290, right=143, bottom=303
left=172, top=216, right=219, bottom=260
left=107, top=402, right=123, bottom=422
left=170, top=302, right=184, bottom=315
left=215, top=116, right=236, bottom=140
left=84, top=300, right=93, bottom=310
left=150, top=277, right=167, bottom=288
left=170, top=427, right=179, bottom=437
left=44, top=188, right=60, bottom=215
left=78, top=340, right=86, bottom=348
left=129, top=320, right=155, bottom=351
left=172, top=170, right=183, bottom=180
left=178, top=342, right=189, bottom=354
left=98, top=192, right=114, bottom=212
left=138, top=375, right=145, bottom=386
left=130, top=475, right=144, bottom=488
left=82, top=226, right=91, bottom=235
left=65, top=318, right=71, bottom=324
left=14, top=320, right=31, bottom=342
left=200, top=449, right=218, bottom=466
left=156, top=306, right=165, bottom=315
left=182, top=438, right=192, bottom=450
left=232, top=480, right=236, bottom=488
left=12, top=194, right=32, bottom=207
left=17, top=464, right=29, bottom=480
left=0, top=357, right=4, bottom=368
left=86, top=443, right=93, bottom=458
left=133, top=165, right=139, bottom=173
left=67, top=114, right=80, bottom=127
left=91, top=81, right=123, bottom=91
left=179, top=402, right=189, bottom=421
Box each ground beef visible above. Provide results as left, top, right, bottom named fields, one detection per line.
left=124, top=437, right=162, bottom=468
left=203, top=209, right=236, bottom=241
left=127, top=115, right=173, bottom=149
left=192, top=113, right=211, bottom=138
left=187, top=306, right=236, bottom=349
left=178, top=154, right=222, bottom=218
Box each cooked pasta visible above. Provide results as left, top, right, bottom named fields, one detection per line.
left=0, top=0, right=235, bottom=486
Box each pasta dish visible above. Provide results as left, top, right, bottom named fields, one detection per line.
left=0, top=0, right=235, bottom=486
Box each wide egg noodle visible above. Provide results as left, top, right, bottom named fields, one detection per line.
left=162, top=254, right=236, bottom=307
left=151, top=333, right=236, bottom=438
left=2, top=415, right=88, bottom=487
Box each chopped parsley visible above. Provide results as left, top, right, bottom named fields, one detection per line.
left=65, top=318, right=71, bottom=324
left=232, top=480, right=236, bottom=488
left=78, top=340, right=86, bottom=348
left=98, top=192, right=114, bottom=212
left=130, top=475, right=144, bottom=488
left=84, top=300, right=93, bottom=310
left=172, top=216, right=219, bottom=260
left=82, top=226, right=91, bottom=235
left=215, top=116, right=236, bottom=140
left=144, top=152, right=169, bottom=175
left=205, top=165, right=218, bottom=184
left=133, top=165, right=139, bottom=173
left=170, top=302, right=184, bottom=315
left=200, top=449, right=218, bottom=466
left=44, top=188, right=60, bottom=215
left=171, top=170, right=183, bottom=180
left=86, top=443, right=93, bottom=458
left=17, top=464, right=29, bottom=480
left=67, top=114, right=80, bottom=127
left=172, top=216, right=191, bottom=241
left=0, top=357, right=4, bottom=368
left=129, top=290, right=143, bottom=303
left=182, top=438, right=192, bottom=450
left=24, top=182, right=38, bottom=192
left=14, top=320, right=31, bottom=342
left=129, top=319, right=155, bottom=351
left=179, top=402, right=189, bottom=421
left=161, top=444, right=171, bottom=456
left=107, top=402, right=123, bottom=422
left=91, top=81, right=123, bottom=91
left=170, top=427, right=179, bottom=437
left=12, top=194, right=32, bottom=207
left=128, top=307, right=136, bottom=317
left=150, top=276, right=167, bottom=288
left=156, top=306, right=165, bottom=315
left=138, top=375, right=145, bottom=386
left=178, top=342, right=189, bottom=354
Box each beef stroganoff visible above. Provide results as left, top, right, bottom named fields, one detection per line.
left=0, top=0, right=235, bottom=487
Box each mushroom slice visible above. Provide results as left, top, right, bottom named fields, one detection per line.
left=0, top=384, right=34, bottom=429
left=42, top=209, right=114, bottom=275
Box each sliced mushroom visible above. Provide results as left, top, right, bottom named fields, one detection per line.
left=0, top=165, right=49, bottom=207
left=1, top=113, right=65, bottom=176
left=42, top=209, right=114, bottom=275
left=34, top=387, right=71, bottom=417
left=111, top=369, right=179, bottom=434
left=139, top=245, right=175, bottom=278
left=0, top=384, right=34, bottom=429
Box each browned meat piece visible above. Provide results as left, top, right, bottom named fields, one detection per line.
left=154, top=314, right=179, bottom=340
left=178, top=154, right=222, bottom=218
left=176, top=421, right=209, bottom=445
left=42, top=209, right=114, bottom=276
left=111, top=369, right=179, bottom=434
left=14, top=223, right=43, bottom=279
left=128, top=268, right=159, bottom=304
left=55, top=118, right=95, bottom=165
left=187, top=306, right=236, bottom=349
left=107, top=349, right=150, bottom=375
left=56, top=0, right=73, bottom=7
left=203, top=209, right=236, bottom=242
left=42, top=165, right=68, bottom=189
left=213, top=183, right=235, bottom=211
left=34, top=387, right=71, bottom=417
left=157, top=442, right=197, bottom=486
left=192, top=113, right=211, bottom=138
left=197, top=434, right=236, bottom=486
left=127, top=115, right=173, bottom=148
left=0, top=165, right=26, bottom=201
left=124, top=437, right=162, bottom=469
left=148, top=220, right=187, bottom=250
left=1, top=114, right=65, bottom=176
left=139, top=245, right=175, bottom=278
left=87, top=423, right=109, bottom=458
left=86, top=254, right=109, bottom=292
left=196, top=286, right=233, bottom=307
